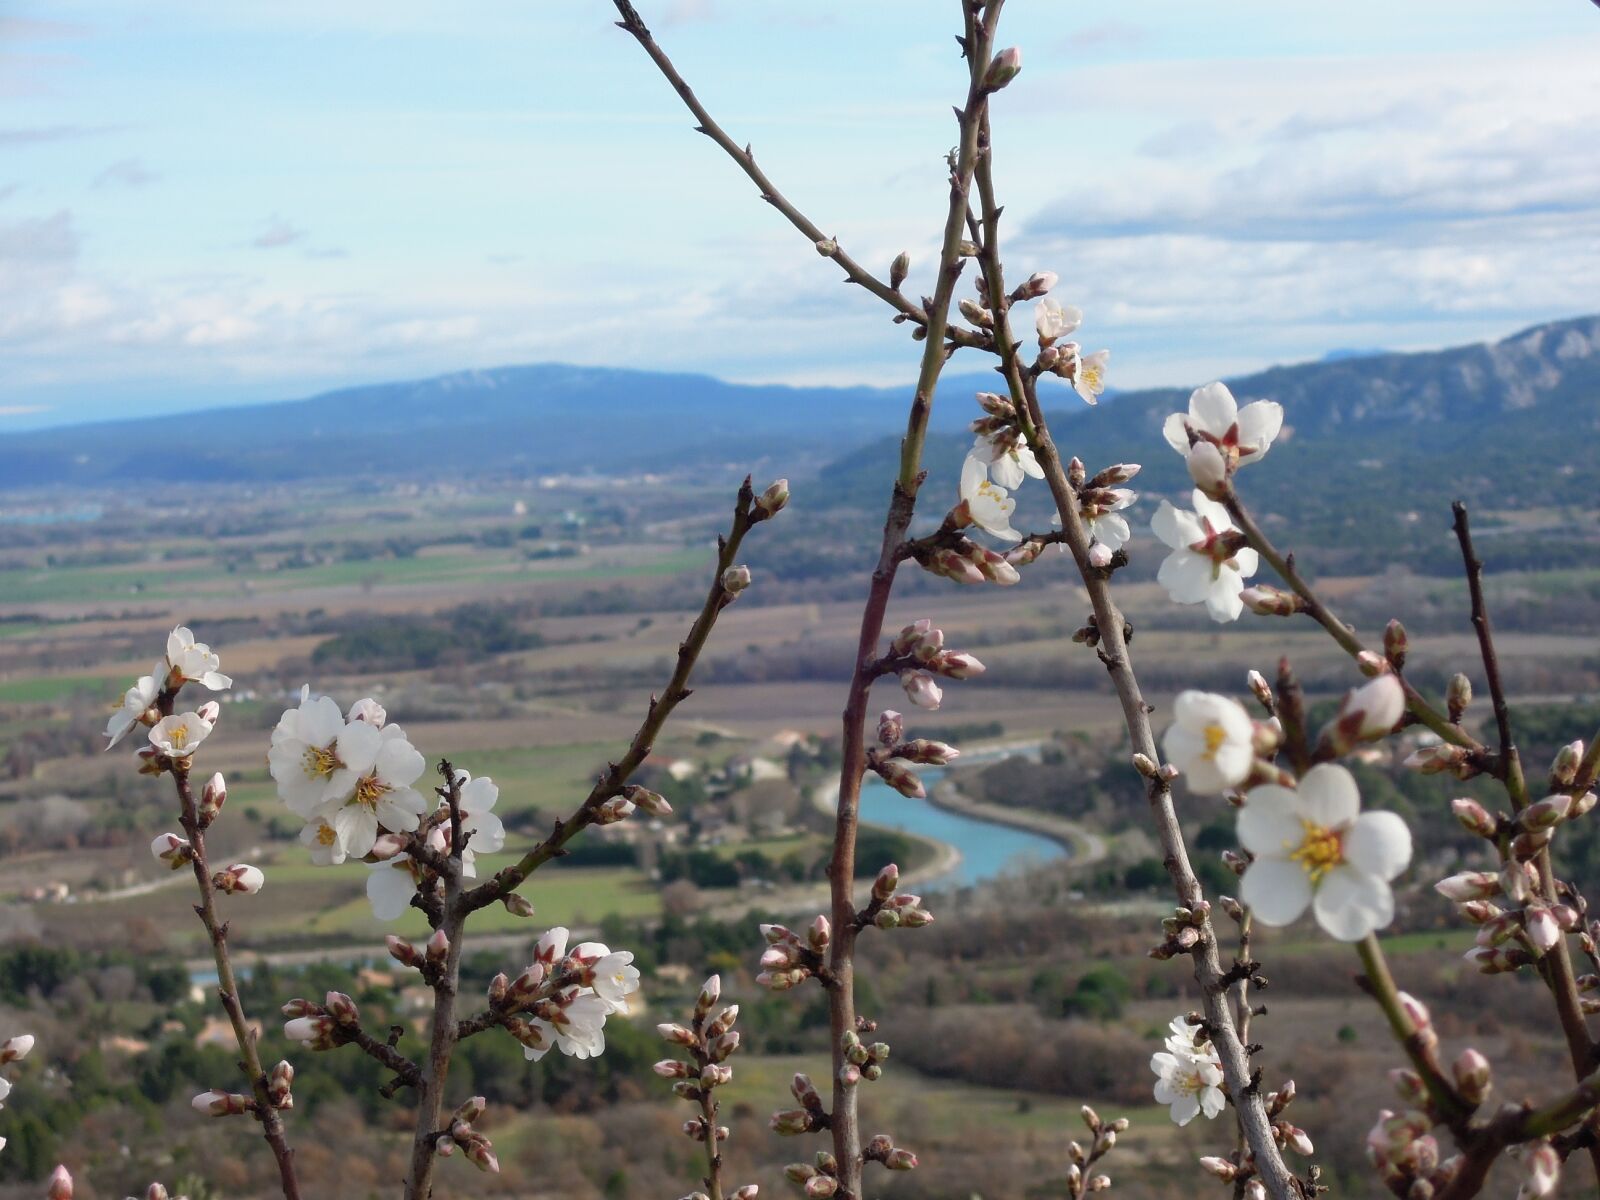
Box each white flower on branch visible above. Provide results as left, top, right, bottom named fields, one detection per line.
left=164, top=626, right=232, bottom=691
left=1150, top=490, right=1259, bottom=622
left=105, top=668, right=162, bottom=748
left=958, top=455, right=1022, bottom=542
left=1161, top=691, right=1255, bottom=794
left=1238, top=763, right=1413, bottom=941
left=299, top=816, right=347, bottom=867
left=968, top=431, right=1042, bottom=490
left=1150, top=1023, right=1224, bottom=1126
left=366, top=854, right=423, bottom=920
left=147, top=711, right=214, bottom=759
left=447, top=771, right=507, bottom=877
left=1082, top=488, right=1138, bottom=553
left=1034, top=297, right=1082, bottom=344
left=269, top=689, right=350, bottom=818
left=1162, top=382, right=1283, bottom=474
left=320, top=722, right=428, bottom=858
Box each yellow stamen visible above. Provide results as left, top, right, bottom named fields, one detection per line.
left=303, top=743, right=341, bottom=780
left=1289, top=820, right=1344, bottom=883
left=1201, top=723, right=1227, bottom=761
left=353, top=774, right=390, bottom=809
left=168, top=725, right=190, bottom=749
left=315, top=823, right=338, bottom=847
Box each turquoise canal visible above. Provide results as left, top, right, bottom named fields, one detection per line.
left=858, top=765, right=1068, bottom=888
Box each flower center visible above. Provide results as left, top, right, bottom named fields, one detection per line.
left=1201, top=723, right=1228, bottom=760
left=353, top=774, right=390, bottom=810
left=303, top=743, right=342, bottom=780
left=1289, top=820, right=1344, bottom=882
left=315, top=823, right=338, bottom=847
left=168, top=725, right=190, bottom=749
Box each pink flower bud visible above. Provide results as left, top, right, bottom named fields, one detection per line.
left=269, top=1060, right=294, bottom=1107
left=426, top=928, right=450, bottom=963
left=1451, top=798, right=1496, bottom=838
left=1522, top=794, right=1573, bottom=831
left=1551, top=741, right=1584, bottom=788
left=1239, top=584, right=1303, bottom=616
left=387, top=935, right=422, bottom=968
left=199, top=771, right=227, bottom=822
left=0, top=1033, right=35, bottom=1064
left=791, top=1072, right=821, bottom=1108
left=623, top=784, right=672, bottom=816
left=808, top=915, right=831, bottom=951
left=771, top=1108, right=813, bottom=1136
left=196, top=700, right=221, bottom=724
left=721, top=565, right=751, bottom=594
left=657, top=1023, right=696, bottom=1047
left=885, top=1149, right=918, bottom=1171
left=1018, top=270, right=1057, bottom=299
left=872, top=863, right=899, bottom=900
left=875, top=758, right=925, bottom=799
left=346, top=697, right=387, bottom=727
left=934, top=651, right=985, bottom=679
left=1452, top=1048, right=1491, bottom=1105
left=983, top=45, right=1022, bottom=90
left=1436, top=871, right=1499, bottom=901
left=212, top=863, right=264, bottom=895
left=803, top=1176, right=838, bottom=1198
left=1524, top=902, right=1562, bottom=954
left=1187, top=441, right=1228, bottom=495
left=756, top=479, right=789, bottom=517
left=1524, top=1142, right=1560, bottom=1197
left=899, top=670, right=942, bottom=710
left=192, top=1089, right=251, bottom=1117
left=1199, top=1157, right=1238, bottom=1181
left=1087, top=542, right=1114, bottom=569
left=47, top=1165, right=74, bottom=1200
left=324, top=990, right=359, bottom=1025
left=596, top=795, right=636, bottom=824
left=151, top=832, right=193, bottom=870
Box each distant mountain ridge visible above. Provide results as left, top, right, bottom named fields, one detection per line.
left=4, top=316, right=1598, bottom=500
left=0, top=364, right=991, bottom=491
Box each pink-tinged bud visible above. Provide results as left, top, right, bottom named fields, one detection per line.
left=1247, top=669, right=1273, bottom=709
left=387, top=935, right=422, bottom=968
left=463, top=1137, right=500, bottom=1174
left=760, top=944, right=798, bottom=970
left=900, top=738, right=959, bottom=765
left=1018, top=270, right=1057, bottom=299
left=369, top=832, right=408, bottom=860
left=151, top=831, right=193, bottom=870
left=136, top=745, right=164, bottom=774
left=721, top=565, right=751, bottom=594
left=699, top=1063, right=733, bottom=1088
left=756, top=479, right=790, bottom=517
left=1239, top=583, right=1303, bottom=616
left=1475, top=912, right=1521, bottom=948
left=1458, top=899, right=1502, bottom=925
left=1406, top=743, right=1470, bottom=775
left=899, top=670, right=942, bottom=710
left=1465, top=945, right=1531, bottom=974
left=0, top=1033, right=35, bottom=1064
left=658, top=1023, right=696, bottom=1047
left=1451, top=798, right=1496, bottom=838
left=435, top=1134, right=457, bottom=1157
left=771, top=1108, right=814, bottom=1136
left=1187, top=441, right=1228, bottom=496
left=1383, top=618, right=1408, bottom=668
left=1389, top=1068, right=1427, bottom=1106
left=979, top=549, right=1021, bottom=585
left=934, top=651, right=985, bottom=679
left=1451, top=1048, right=1491, bottom=1105
left=199, top=771, right=227, bottom=822
left=707, top=1004, right=739, bottom=1038
left=909, top=625, right=944, bottom=661
left=324, top=990, right=358, bottom=1025
left=872, top=863, right=899, bottom=901
left=1502, top=860, right=1535, bottom=901
left=426, top=927, right=450, bottom=964
left=732, top=1187, right=759, bottom=1200
left=1285, top=1126, right=1314, bottom=1156
left=624, top=785, right=672, bottom=817
left=346, top=696, right=387, bottom=727
left=1006, top=539, right=1046, bottom=568
left=1199, top=1157, right=1238, bottom=1181
left=1524, top=902, right=1562, bottom=955
left=453, top=1095, right=487, bottom=1125
left=47, top=1165, right=74, bottom=1200
left=268, top=1059, right=294, bottom=1107
left=1397, top=992, right=1432, bottom=1036
left=654, top=1059, right=689, bottom=1078
left=792, top=1072, right=822, bottom=1108
left=213, top=863, right=264, bottom=895
left=284, top=1014, right=338, bottom=1050
left=803, top=1176, right=839, bottom=1199
left=1572, top=791, right=1598, bottom=819
left=1347, top=673, right=1406, bottom=739
left=595, top=795, right=635, bottom=823
left=1436, top=872, right=1499, bottom=902
left=711, top=1031, right=741, bottom=1062
left=885, top=1149, right=918, bottom=1171
left=696, top=973, right=722, bottom=1015
left=146, top=1186, right=170, bottom=1200
left=838, top=1063, right=860, bottom=1086
left=196, top=699, right=221, bottom=725
left=983, top=45, right=1022, bottom=90
left=280, top=997, right=321, bottom=1019
left=928, top=547, right=985, bottom=584
left=874, top=758, right=925, bottom=799
left=1552, top=741, right=1584, bottom=788
left=1243, top=1181, right=1266, bottom=1200
left=1087, top=542, right=1114, bottom=569
left=760, top=923, right=796, bottom=945
left=876, top=712, right=907, bottom=751
left=808, top=915, right=831, bottom=951
left=1523, top=1144, right=1560, bottom=1198
left=958, top=297, right=992, bottom=327
left=192, top=1089, right=251, bottom=1117
left=1446, top=674, right=1473, bottom=722
left=1522, top=794, right=1572, bottom=831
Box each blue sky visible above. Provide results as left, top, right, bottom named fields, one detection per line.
left=3, top=2, right=1598, bottom=429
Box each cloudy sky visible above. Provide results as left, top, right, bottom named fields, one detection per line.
left=3, top=2, right=1598, bottom=428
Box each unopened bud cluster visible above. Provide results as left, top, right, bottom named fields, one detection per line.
left=882, top=620, right=985, bottom=713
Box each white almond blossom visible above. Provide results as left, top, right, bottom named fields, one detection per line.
left=105, top=667, right=163, bottom=748
left=968, top=431, right=1043, bottom=490
left=1150, top=1022, right=1225, bottom=1126
left=148, top=711, right=214, bottom=759
left=959, top=455, right=1022, bottom=543
left=321, top=721, right=427, bottom=858
left=451, top=771, right=507, bottom=878
left=1162, top=382, right=1283, bottom=472
left=299, top=816, right=348, bottom=867
left=1067, top=345, right=1110, bottom=405
left=1084, top=488, right=1137, bottom=552
left=366, top=854, right=423, bottom=920
left=164, top=626, right=232, bottom=691
left=1162, top=691, right=1255, bottom=794
left=269, top=688, right=351, bottom=818
left=1238, top=763, right=1413, bottom=941
left=1151, top=490, right=1259, bottom=622
left=1034, top=297, right=1082, bottom=343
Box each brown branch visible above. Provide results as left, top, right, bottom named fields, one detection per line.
left=171, top=765, right=302, bottom=1200
left=462, top=478, right=760, bottom=913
